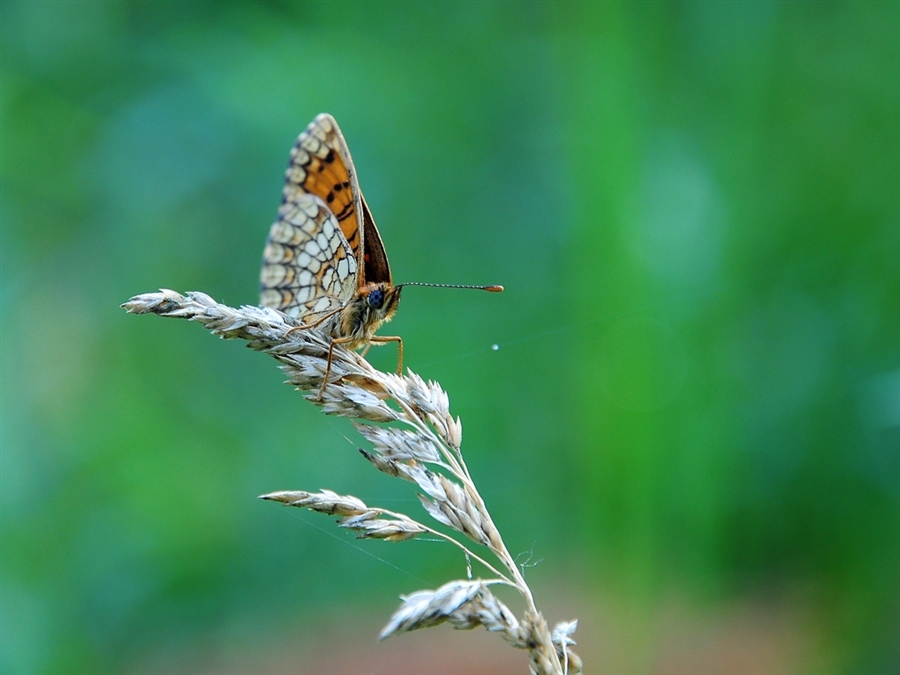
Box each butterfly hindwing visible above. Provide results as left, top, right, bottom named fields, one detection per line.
left=260, top=192, right=357, bottom=321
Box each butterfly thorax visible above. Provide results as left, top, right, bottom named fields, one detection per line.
left=336, top=282, right=402, bottom=349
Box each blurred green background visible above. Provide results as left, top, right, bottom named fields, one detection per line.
left=2, top=2, right=898, bottom=673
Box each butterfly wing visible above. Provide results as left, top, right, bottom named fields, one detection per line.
left=260, top=113, right=393, bottom=320
left=282, top=115, right=370, bottom=275
left=359, top=193, right=392, bottom=285
left=261, top=114, right=368, bottom=318
left=259, top=192, right=358, bottom=321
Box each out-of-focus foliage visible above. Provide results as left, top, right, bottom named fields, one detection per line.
left=2, top=2, right=897, bottom=673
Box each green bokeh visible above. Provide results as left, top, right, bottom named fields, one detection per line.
left=2, top=2, right=897, bottom=673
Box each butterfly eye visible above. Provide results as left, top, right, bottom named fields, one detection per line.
left=367, top=288, right=385, bottom=309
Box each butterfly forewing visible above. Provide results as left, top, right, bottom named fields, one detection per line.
left=261, top=114, right=376, bottom=320
left=281, top=114, right=366, bottom=274
left=359, top=195, right=392, bottom=285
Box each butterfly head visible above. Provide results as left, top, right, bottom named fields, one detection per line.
left=340, top=282, right=402, bottom=344
left=362, top=282, right=401, bottom=317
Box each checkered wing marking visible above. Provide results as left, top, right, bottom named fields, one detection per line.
left=281, top=113, right=364, bottom=268
left=259, top=193, right=358, bottom=321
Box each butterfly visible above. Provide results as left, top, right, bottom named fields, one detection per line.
left=259, top=114, right=502, bottom=397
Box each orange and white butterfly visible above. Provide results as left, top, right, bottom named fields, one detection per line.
left=259, top=114, right=501, bottom=393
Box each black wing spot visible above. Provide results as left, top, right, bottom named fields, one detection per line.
left=326, top=192, right=335, bottom=203
left=324, top=149, right=335, bottom=164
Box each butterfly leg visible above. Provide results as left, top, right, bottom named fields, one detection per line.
left=284, top=306, right=342, bottom=338
left=317, top=336, right=356, bottom=401
left=367, top=335, right=404, bottom=375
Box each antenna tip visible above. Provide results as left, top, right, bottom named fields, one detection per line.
left=484, top=285, right=504, bottom=293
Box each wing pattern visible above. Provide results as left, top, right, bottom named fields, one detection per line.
left=260, top=114, right=365, bottom=320
left=259, top=193, right=357, bottom=322
left=281, top=114, right=363, bottom=263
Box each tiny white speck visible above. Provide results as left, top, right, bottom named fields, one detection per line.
left=491, top=344, right=499, bottom=351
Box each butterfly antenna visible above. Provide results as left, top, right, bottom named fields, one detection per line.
left=396, top=282, right=504, bottom=292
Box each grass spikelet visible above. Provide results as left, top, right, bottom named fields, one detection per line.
left=123, top=289, right=581, bottom=674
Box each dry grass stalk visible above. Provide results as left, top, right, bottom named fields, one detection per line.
left=122, top=289, right=581, bottom=674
